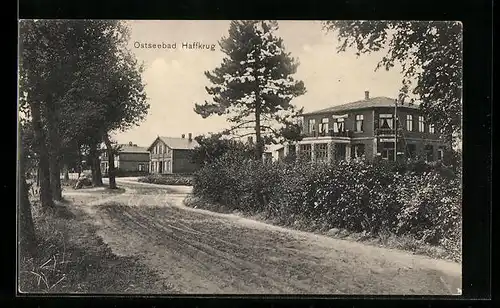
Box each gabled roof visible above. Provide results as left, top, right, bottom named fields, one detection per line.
left=148, top=136, right=200, bottom=151
left=118, top=144, right=149, bottom=154
left=301, top=96, right=420, bottom=116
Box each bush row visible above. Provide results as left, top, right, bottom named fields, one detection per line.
left=103, top=170, right=150, bottom=178
left=138, top=173, right=194, bottom=186
left=192, top=154, right=462, bottom=256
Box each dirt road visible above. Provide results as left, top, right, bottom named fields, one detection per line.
left=63, top=178, right=462, bottom=295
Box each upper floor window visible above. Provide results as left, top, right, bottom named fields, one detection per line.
left=406, top=115, right=413, bottom=131
left=333, top=118, right=345, bottom=132
left=429, top=124, right=435, bottom=134
left=418, top=116, right=425, bottom=132
left=355, top=114, right=364, bottom=132
left=320, top=118, right=329, bottom=135
left=379, top=114, right=394, bottom=129
left=308, top=119, right=316, bottom=134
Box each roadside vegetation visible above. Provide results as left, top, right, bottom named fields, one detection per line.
left=19, top=191, right=171, bottom=293
left=187, top=148, right=462, bottom=262
left=138, top=174, right=194, bottom=186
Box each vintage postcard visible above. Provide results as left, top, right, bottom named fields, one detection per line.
left=17, top=20, right=462, bottom=295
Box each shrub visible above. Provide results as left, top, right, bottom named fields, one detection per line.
left=192, top=153, right=462, bottom=258
left=138, top=174, right=193, bottom=186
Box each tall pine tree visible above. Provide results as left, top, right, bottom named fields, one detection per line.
left=195, top=20, right=306, bottom=160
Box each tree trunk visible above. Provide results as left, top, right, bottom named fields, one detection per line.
left=103, top=134, right=117, bottom=189
left=64, top=164, right=69, bottom=181
left=89, top=144, right=103, bottom=186
left=254, top=98, right=264, bottom=161
left=19, top=140, right=37, bottom=257
left=29, top=102, right=53, bottom=208
left=44, top=102, right=62, bottom=201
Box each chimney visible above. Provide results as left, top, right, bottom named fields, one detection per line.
left=129, top=141, right=133, bottom=146
left=188, top=133, right=192, bottom=141
left=181, top=134, right=185, bottom=139
left=364, top=90, right=370, bottom=100
left=248, top=136, right=253, bottom=144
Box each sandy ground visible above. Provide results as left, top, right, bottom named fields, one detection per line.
left=63, top=178, right=462, bottom=295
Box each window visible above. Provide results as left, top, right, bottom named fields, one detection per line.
left=406, top=115, right=413, bottom=131
left=333, top=118, right=345, bottom=132
left=406, top=144, right=417, bottom=160
left=299, top=144, right=312, bottom=161
left=308, top=119, right=316, bottom=134
left=380, top=142, right=395, bottom=161
left=425, top=145, right=434, bottom=162
left=354, top=114, right=364, bottom=132
left=352, top=144, right=365, bottom=159
left=429, top=124, right=435, bottom=134
left=315, top=143, right=328, bottom=162
left=320, top=118, right=329, bottom=135
left=138, top=163, right=144, bottom=171
left=418, top=116, right=425, bottom=132
left=287, top=144, right=296, bottom=158
left=379, top=114, right=394, bottom=129
left=437, top=148, right=444, bottom=161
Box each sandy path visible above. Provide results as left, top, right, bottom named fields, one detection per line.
left=64, top=179, right=462, bottom=295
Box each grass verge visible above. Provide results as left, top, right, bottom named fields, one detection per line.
left=18, top=201, right=175, bottom=293
left=183, top=195, right=461, bottom=263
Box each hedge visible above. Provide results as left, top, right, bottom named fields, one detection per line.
left=192, top=154, right=462, bottom=257
left=138, top=174, right=194, bottom=186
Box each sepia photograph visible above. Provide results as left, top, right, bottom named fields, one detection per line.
left=17, top=20, right=463, bottom=295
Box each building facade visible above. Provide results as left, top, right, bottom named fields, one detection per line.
left=148, top=133, right=200, bottom=174
left=100, top=142, right=150, bottom=174
left=280, top=91, right=449, bottom=163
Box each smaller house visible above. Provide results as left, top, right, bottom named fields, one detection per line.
left=148, top=133, right=200, bottom=174
left=100, top=142, right=150, bottom=174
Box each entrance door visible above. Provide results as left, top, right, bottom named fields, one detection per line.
left=159, top=161, right=163, bottom=173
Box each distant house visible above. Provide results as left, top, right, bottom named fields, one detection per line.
left=147, top=133, right=200, bottom=174
left=100, top=142, right=150, bottom=174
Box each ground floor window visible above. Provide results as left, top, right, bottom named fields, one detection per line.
left=425, top=144, right=434, bottom=162
left=351, top=144, right=365, bottom=159
left=138, top=163, right=144, bottom=171
left=314, top=143, right=328, bottom=162
left=406, top=143, right=417, bottom=160
left=437, top=147, right=445, bottom=161
left=299, top=144, right=312, bottom=161
left=380, top=142, right=395, bottom=161
left=334, top=143, right=347, bottom=160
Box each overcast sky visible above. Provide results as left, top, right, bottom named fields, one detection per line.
left=112, top=20, right=405, bottom=146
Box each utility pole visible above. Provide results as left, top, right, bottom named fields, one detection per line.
left=394, top=98, right=398, bottom=162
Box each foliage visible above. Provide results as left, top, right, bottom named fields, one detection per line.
left=192, top=155, right=462, bottom=258
left=323, top=21, right=462, bottom=142
left=190, top=133, right=255, bottom=166
left=194, top=20, right=306, bottom=157
left=138, top=174, right=194, bottom=186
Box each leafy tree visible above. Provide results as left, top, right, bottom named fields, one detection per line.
left=19, top=120, right=37, bottom=256
left=55, top=20, right=149, bottom=189
left=191, top=133, right=254, bottom=166
left=195, top=20, right=306, bottom=160
left=323, top=21, right=462, bottom=144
